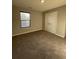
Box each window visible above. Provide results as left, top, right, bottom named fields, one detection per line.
left=20, top=12, right=30, bottom=28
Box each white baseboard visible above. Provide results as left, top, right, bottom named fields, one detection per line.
left=12, top=29, right=42, bottom=37
left=55, top=33, right=65, bottom=38
left=12, top=29, right=65, bottom=38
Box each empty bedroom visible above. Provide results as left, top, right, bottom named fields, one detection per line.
left=12, top=0, right=66, bottom=59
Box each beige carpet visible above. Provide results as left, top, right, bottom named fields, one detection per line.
left=13, top=30, right=66, bottom=59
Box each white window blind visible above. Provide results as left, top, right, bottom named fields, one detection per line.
left=20, top=12, right=30, bottom=27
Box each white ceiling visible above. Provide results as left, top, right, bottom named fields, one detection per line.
left=13, top=0, right=66, bottom=12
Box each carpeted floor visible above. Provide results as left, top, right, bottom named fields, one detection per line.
left=12, top=30, right=66, bottom=59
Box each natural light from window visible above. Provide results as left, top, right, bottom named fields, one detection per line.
left=20, top=12, right=30, bottom=28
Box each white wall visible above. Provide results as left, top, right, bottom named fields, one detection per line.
left=12, top=6, right=42, bottom=36
left=44, top=6, right=66, bottom=38
left=57, top=6, right=66, bottom=37
left=45, top=11, right=58, bottom=34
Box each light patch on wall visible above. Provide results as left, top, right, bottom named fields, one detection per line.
left=41, top=0, right=45, bottom=3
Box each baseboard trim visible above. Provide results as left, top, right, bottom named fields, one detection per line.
left=12, top=29, right=42, bottom=37
left=55, top=33, right=65, bottom=38
left=44, top=30, right=65, bottom=38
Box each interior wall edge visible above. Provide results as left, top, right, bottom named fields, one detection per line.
left=43, top=6, right=66, bottom=38
left=12, top=5, right=43, bottom=36
left=12, top=29, right=43, bottom=37
left=44, top=5, right=66, bottom=13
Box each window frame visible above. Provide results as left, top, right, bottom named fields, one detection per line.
left=20, top=11, right=31, bottom=28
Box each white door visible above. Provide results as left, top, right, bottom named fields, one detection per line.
left=45, top=11, right=58, bottom=34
